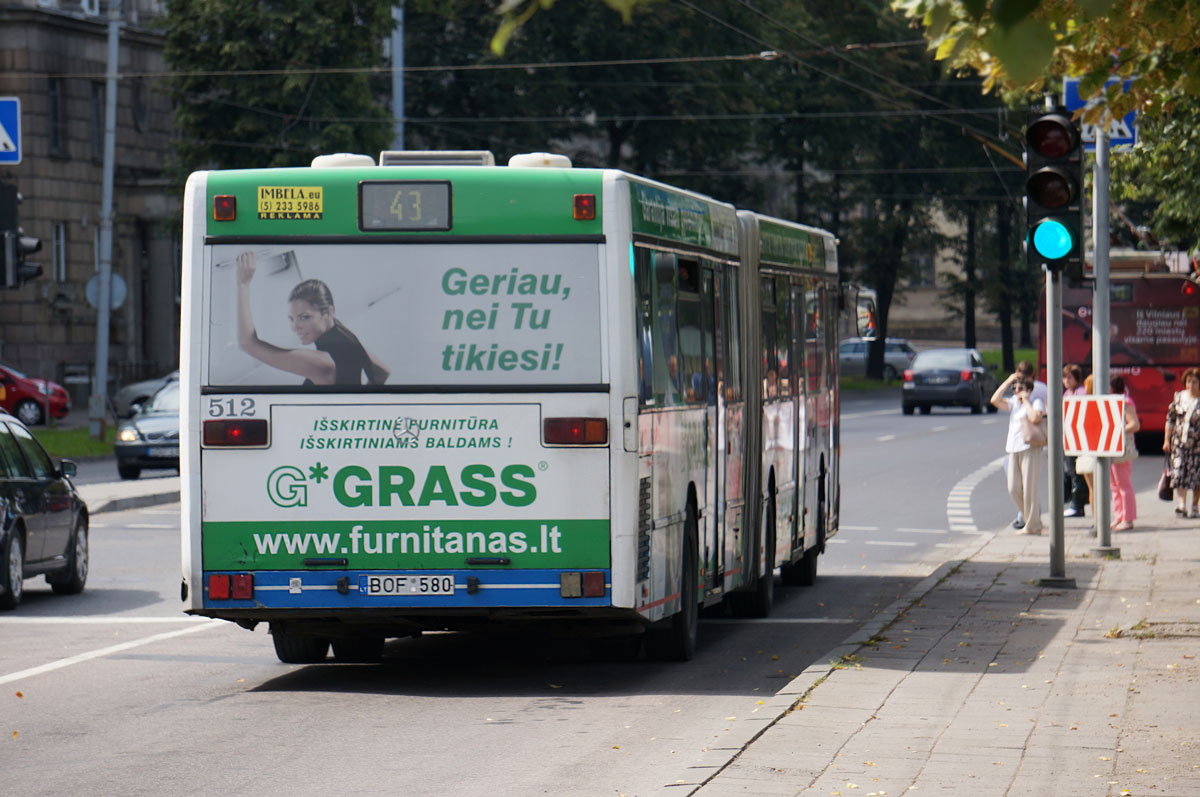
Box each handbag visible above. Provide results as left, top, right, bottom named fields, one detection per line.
left=1158, top=462, right=1174, bottom=501
left=1021, top=414, right=1048, bottom=447
left=1112, top=431, right=1139, bottom=464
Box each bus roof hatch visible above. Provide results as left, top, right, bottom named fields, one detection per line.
left=379, top=150, right=496, bottom=167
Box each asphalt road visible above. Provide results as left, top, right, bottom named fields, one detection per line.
left=3, top=390, right=1028, bottom=796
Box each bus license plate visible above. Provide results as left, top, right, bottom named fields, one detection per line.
left=358, top=575, right=456, bottom=596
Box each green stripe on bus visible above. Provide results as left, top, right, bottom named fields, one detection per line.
left=202, top=519, right=611, bottom=570
left=758, top=218, right=823, bottom=269
left=206, top=167, right=604, bottom=237
left=628, top=181, right=738, bottom=254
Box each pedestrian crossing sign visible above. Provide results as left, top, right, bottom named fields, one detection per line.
left=0, top=97, right=21, bottom=165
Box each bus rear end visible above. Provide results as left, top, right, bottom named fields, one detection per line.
left=180, top=155, right=630, bottom=661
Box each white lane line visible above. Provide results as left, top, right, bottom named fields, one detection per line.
left=839, top=525, right=879, bottom=531
left=827, top=539, right=848, bottom=544
left=865, top=541, right=918, bottom=547
left=895, top=528, right=947, bottom=535
left=876, top=434, right=896, bottom=442
left=945, top=456, right=1004, bottom=536
left=0, top=616, right=212, bottom=624
left=0, top=620, right=223, bottom=686
left=932, top=425, right=948, bottom=432
left=128, top=524, right=176, bottom=529
left=840, top=408, right=900, bottom=420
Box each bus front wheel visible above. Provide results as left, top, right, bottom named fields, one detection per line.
left=271, top=625, right=330, bottom=664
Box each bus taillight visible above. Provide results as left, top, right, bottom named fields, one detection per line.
left=208, top=573, right=254, bottom=600
left=573, top=193, right=596, bottom=220
left=1184, top=281, right=1197, bottom=296
left=213, top=195, right=237, bottom=221
left=543, top=417, right=607, bottom=445
left=203, top=419, right=269, bottom=447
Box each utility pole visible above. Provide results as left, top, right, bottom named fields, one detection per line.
left=1091, top=128, right=1119, bottom=557
left=391, top=3, right=404, bottom=150
left=89, top=0, right=120, bottom=439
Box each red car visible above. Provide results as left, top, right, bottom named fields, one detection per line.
left=0, top=363, right=71, bottom=426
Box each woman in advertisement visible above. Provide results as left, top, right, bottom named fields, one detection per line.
left=236, top=251, right=389, bottom=386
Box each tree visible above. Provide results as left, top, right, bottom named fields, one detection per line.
left=163, top=0, right=394, bottom=174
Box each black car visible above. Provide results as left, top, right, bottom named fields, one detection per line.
left=901, top=348, right=1000, bottom=415
left=115, top=381, right=180, bottom=480
left=0, top=410, right=88, bottom=609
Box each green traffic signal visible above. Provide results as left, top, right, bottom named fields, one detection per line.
left=1031, top=218, right=1074, bottom=260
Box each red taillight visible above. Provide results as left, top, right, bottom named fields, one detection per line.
left=573, top=193, right=596, bottom=220
left=543, top=417, right=607, bottom=445
left=231, top=573, right=254, bottom=600
left=903, top=369, right=914, bottom=382
left=960, top=370, right=973, bottom=382
left=582, top=571, right=606, bottom=597
left=208, top=574, right=231, bottom=600
left=203, top=419, right=269, bottom=447
left=1183, top=281, right=1197, bottom=296
left=213, top=195, right=237, bottom=221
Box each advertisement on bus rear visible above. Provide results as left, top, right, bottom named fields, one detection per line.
left=205, top=243, right=603, bottom=388
left=201, top=402, right=610, bottom=571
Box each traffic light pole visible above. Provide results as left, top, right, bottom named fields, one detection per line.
left=1091, top=130, right=1119, bottom=557
left=1040, top=267, right=1075, bottom=587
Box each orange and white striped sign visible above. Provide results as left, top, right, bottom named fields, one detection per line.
left=1063, top=395, right=1126, bottom=456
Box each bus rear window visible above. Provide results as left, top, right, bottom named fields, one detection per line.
left=205, top=243, right=602, bottom=388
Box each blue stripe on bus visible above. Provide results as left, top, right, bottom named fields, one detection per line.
left=201, top=569, right=612, bottom=610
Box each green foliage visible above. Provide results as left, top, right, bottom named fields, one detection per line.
left=33, top=426, right=115, bottom=460
left=162, top=0, right=395, bottom=175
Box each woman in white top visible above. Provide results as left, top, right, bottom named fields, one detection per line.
left=1163, top=367, right=1200, bottom=517
left=992, top=373, right=1046, bottom=535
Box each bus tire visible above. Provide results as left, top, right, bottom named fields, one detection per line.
left=646, top=511, right=699, bottom=662
left=271, top=626, right=330, bottom=664
left=729, top=492, right=775, bottom=618
left=331, top=636, right=385, bottom=663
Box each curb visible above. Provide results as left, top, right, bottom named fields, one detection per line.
left=657, top=529, right=999, bottom=796
left=85, top=490, right=180, bottom=515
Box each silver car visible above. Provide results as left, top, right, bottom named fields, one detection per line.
left=111, top=369, right=178, bottom=418
left=839, top=337, right=916, bottom=381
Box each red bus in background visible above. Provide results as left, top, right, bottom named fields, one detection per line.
left=1038, top=250, right=1200, bottom=437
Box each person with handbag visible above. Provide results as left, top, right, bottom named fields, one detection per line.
left=1110, top=376, right=1140, bottom=531
left=992, top=373, right=1046, bottom=535
left=1163, top=366, right=1200, bottom=517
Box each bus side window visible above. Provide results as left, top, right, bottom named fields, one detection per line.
left=775, top=275, right=791, bottom=398
left=634, top=246, right=655, bottom=406
left=652, top=251, right=682, bottom=407
left=724, top=266, right=741, bottom=403
left=761, top=277, right=778, bottom=398
left=676, top=258, right=705, bottom=404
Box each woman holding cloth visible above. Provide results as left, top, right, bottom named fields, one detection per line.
left=1163, top=367, right=1200, bottom=517
left=992, top=372, right=1046, bottom=535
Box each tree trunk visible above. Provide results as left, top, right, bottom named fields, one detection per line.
left=997, top=201, right=1014, bottom=371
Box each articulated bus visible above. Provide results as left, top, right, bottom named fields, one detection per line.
left=180, top=150, right=845, bottom=663
left=1039, top=250, right=1200, bottom=437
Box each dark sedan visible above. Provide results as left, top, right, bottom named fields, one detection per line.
left=0, top=410, right=88, bottom=609
left=115, top=381, right=180, bottom=480
left=901, top=348, right=999, bottom=415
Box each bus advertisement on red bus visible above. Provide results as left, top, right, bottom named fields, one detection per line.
left=1038, top=251, right=1200, bottom=437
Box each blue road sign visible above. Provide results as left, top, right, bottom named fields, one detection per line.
left=1063, top=78, right=1137, bottom=151
left=0, top=97, right=20, bottom=165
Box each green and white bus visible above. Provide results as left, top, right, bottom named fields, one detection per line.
left=180, top=150, right=845, bottom=663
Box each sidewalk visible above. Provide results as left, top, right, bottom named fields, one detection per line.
left=664, top=482, right=1200, bottom=797
left=76, top=472, right=180, bottom=514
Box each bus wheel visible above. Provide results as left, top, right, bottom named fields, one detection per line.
left=271, top=625, right=330, bottom=664
left=646, top=513, right=699, bottom=662
left=729, top=494, right=775, bottom=618
left=331, top=637, right=385, bottom=663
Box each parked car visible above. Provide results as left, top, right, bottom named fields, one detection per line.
left=839, top=337, right=916, bottom=381
left=115, top=381, right=180, bottom=480
left=0, top=363, right=71, bottom=426
left=112, top=369, right=179, bottom=419
left=901, top=348, right=999, bottom=415
left=0, top=409, right=88, bottom=609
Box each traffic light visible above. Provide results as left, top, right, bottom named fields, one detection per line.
left=1024, top=109, right=1085, bottom=282
left=1, top=183, right=43, bottom=289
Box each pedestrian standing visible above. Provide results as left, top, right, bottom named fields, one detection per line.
left=1110, top=375, right=1140, bottom=531
left=1062, top=364, right=1088, bottom=517
left=1163, top=366, right=1200, bottom=517
left=992, top=372, right=1046, bottom=535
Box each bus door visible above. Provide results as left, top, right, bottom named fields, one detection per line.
left=800, top=279, right=821, bottom=547
left=718, top=264, right=745, bottom=585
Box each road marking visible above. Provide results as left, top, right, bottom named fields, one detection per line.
left=932, top=425, right=948, bottom=432
left=128, top=523, right=176, bottom=529
left=945, top=456, right=1004, bottom=536
left=839, top=525, right=879, bottom=531
left=0, top=621, right=223, bottom=686
left=865, top=540, right=918, bottom=547
left=826, top=539, right=848, bottom=544
left=840, top=408, right=899, bottom=420
left=876, top=434, right=896, bottom=442
left=0, top=616, right=211, bottom=624
left=895, top=527, right=947, bottom=535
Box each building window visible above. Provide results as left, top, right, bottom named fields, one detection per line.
left=48, top=77, right=66, bottom=157
left=52, top=222, right=67, bottom=281
left=91, top=83, right=105, bottom=162
left=132, top=79, right=149, bottom=132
